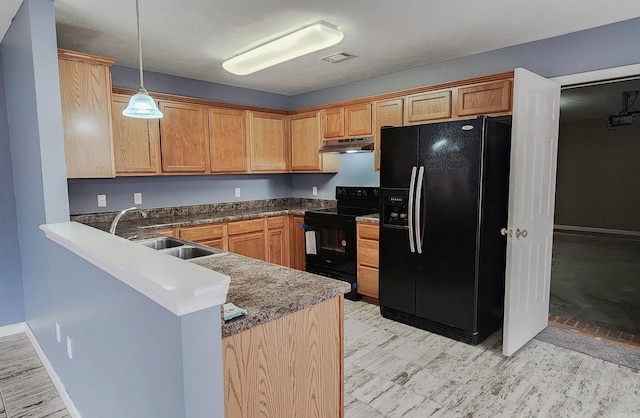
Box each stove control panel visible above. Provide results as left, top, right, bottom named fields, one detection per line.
left=336, top=186, right=380, bottom=199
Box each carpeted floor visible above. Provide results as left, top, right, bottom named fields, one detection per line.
left=550, top=231, right=640, bottom=335
left=535, top=326, right=640, bottom=370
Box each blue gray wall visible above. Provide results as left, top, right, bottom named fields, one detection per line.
left=3, top=1, right=224, bottom=417
left=290, top=17, right=640, bottom=109
left=68, top=16, right=640, bottom=213
left=0, top=55, right=24, bottom=326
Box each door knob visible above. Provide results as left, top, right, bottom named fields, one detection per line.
left=500, top=228, right=512, bottom=237
left=516, top=229, right=528, bottom=238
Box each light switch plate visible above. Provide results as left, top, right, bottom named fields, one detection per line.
left=312, top=186, right=318, bottom=196
left=97, top=194, right=107, bottom=207
left=134, top=193, right=142, bottom=205
left=235, top=188, right=241, bottom=198
left=55, top=322, right=60, bottom=343
left=66, top=336, right=73, bottom=360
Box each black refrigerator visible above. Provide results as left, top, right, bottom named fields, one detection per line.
left=379, top=116, right=511, bottom=345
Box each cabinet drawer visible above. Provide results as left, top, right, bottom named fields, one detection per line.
left=200, top=238, right=225, bottom=250
left=267, top=216, right=286, bottom=230
left=357, top=223, right=379, bottom=241
left=179, top=223, right=225, bottom=242
left=153, top=227, right=177, bottom=237
left=357, top=265, right=379, bottom=299
left=357, top=239, right=379, bottom=268
left=228, top=218, right=265, bottom=235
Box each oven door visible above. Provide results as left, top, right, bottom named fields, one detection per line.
left=303, top=213, right=356, bottom=277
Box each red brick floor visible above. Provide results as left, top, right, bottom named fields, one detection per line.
left=548, top=315, right=640, bottom=348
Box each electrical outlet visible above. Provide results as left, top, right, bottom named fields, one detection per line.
left=97, top=194, right=107, bottom=207
left=55, top=322, right=60, bottom=343
left=66, top=336, right=73, bottom=360
left=312, top=186, right=318, bottom=196
left=134, top=192, right=142, bottom=205
left=235, top=187, right=241, bottom=198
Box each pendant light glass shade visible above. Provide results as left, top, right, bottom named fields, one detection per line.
left=123, top=87, right=163, bottom=118
left=123, top=0, right=162, bottom=119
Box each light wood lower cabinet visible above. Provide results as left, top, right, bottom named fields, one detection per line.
left=227, top=218, right=266, bottom=261
left=357, top=222, right=379, bottom=300
left=266, top=216, right=289, bottom=266
left=179, top=223, right=227, bottom=250
left=152, top=227, right=177, bottom=237
left=223, top=296, right=344, bottom=418
left=289, top=215, right=306, bottom=271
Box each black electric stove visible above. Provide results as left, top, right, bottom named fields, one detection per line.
left=304, top=186, right=380, bottom=300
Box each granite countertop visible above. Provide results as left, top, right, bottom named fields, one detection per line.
left=356, top=213, right=379, bottom=224
left=190, top=253, right=350, bottom=338
left=73, top=199, right=350, bottom=337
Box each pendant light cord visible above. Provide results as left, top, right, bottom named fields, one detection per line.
left=136, top=0, right=145, bottom=89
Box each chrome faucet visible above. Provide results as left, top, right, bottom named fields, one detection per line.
left=110, top=207, right=148, bottom=235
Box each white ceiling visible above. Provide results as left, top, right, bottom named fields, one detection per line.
left=0, top=0, right=21, bottom=42
left=51, top=0, right=640, bottom=96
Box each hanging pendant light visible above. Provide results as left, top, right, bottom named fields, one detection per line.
left=122, top=0, right=162, bottom=119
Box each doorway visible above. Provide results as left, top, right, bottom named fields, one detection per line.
left=550, top=72, right=640, bottom=340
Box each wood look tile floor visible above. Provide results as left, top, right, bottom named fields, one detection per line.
left=343, top=300, right=640, bottom=418
left=2, top=302, right=640, bottom=417
left=0, top=333, right=69, bottom=418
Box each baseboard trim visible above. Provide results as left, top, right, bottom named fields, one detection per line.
left=24, top=325, right=82, bottom=418
left=0, top=322, right=25, bottom=338
left=554, top=225, right=640, bottom=238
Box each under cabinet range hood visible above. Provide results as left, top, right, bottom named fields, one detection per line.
left=319, top=137, right=374, bottom=153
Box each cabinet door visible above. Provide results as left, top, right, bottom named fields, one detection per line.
left=405, top=90, right=452, bottom=124
left=345, top=103, right=372, bottom=136
left=291, top=112, right=321, bottom=171
left=322, top=107, right=345, bottom=139
left=58, top=50, right=116, bottom=178
left=248, top=112, right=289, bottom=172
left=267, top=216, right=289, bottom=266
left=373, top=98, right=404, bottom=172
left=111, top=93, right=161, bottom=175
left=228, top=232, right=266, bottom=261
left=158, top=101, right=210, bottom=173
left=290, top=215, right=305, bottom=271
left=209, top=107, right=247, bottom=173
left=455, top=79, right=512, bottom=117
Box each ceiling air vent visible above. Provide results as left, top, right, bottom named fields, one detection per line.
left=321, top=52, right=356, bottom=63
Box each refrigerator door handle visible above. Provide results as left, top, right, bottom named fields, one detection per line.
left=415, top=166, right=425, bottom=254
left=408, top=166, right=417, bottom=253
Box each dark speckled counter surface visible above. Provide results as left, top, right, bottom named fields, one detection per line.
left=356, top=213, right=379, bottom=224
left=73, top=198, right=350, bottom=338
left=191, top=253, right=350, bottom=338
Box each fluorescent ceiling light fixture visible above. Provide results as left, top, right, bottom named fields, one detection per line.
left=223, top=21, right=343, bottom=76
left=123, top=0, right=162, bottom=119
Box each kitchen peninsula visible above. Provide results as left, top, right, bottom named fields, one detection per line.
left=56, top=199, right=350, bottom=417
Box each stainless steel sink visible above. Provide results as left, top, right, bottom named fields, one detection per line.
left=134, top=237, right=185, bottom=250
left=161, top=246, right=216, bottom=260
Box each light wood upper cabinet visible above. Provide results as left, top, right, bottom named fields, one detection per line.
left=209, top=107, right=248, bottom=173
left=321, top=107, right=345, bottom=139
left=58, top=49, right=116, bottom=178
left=111, top=93, right=161, bottom=176
left=345, top=103, right=372, bottom=136
left=158, top=101, right=210, bottom=174
left=290, top=111, right=338, bottom=172
left=405, top=90, right=452, bottom=124
left=248, top=111, right=289, bottom=172
left=322, top=103, right=372, bottom=139
left=454, top=79, right=512, bottom=117
left=373, top=98, right=404, bottom=172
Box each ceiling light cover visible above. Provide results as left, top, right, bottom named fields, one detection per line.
left=223, top=21, right=344, bottom=76
left=123, top=0, right=162, bottom=119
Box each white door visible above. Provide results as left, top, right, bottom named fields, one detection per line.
left=503, top=68, right=561, bottom=356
